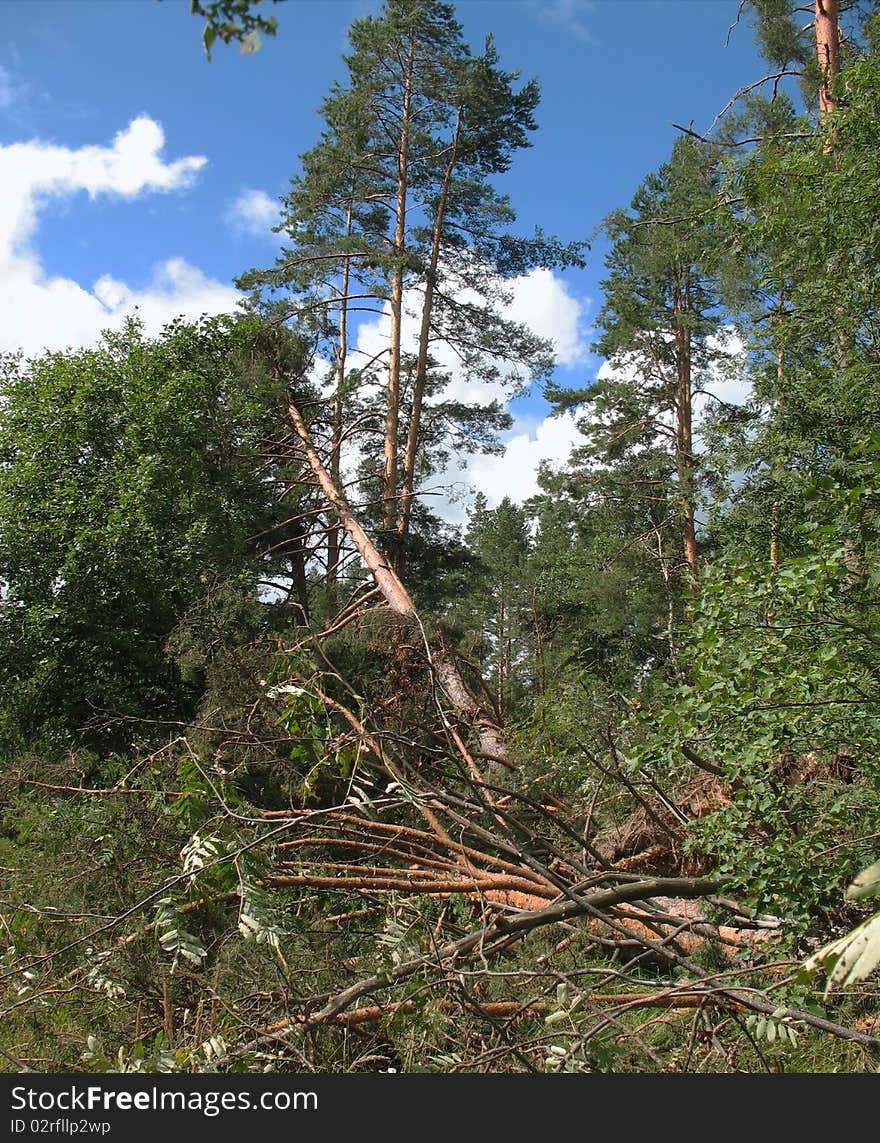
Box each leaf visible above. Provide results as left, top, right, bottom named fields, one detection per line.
left=202, top=23, right=217, bottom=59
left=845, top=859, right=880, bottom=901
left=265, top=683, right=305, bottom=699
left=154, top=899, right=207, bottom=969
left=802, top=912, right=880, bottom=995
left=238, top=880, right=284, bottom=950
left=180, top=832, right=221, bottom=881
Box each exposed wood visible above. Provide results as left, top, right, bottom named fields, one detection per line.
left=286, top=394, right=511, bottom=775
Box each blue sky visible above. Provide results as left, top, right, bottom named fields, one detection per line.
left=0, top=0, right=771, bottom=520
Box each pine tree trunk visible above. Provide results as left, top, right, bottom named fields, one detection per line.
left=497, top=592, right=505, bottom=721
left=327, top=197, right=354, bottom=616
left=674, top=275, right=698, bottom=582
left=815, top=0, right=839, bottom=122
left=383, top=36, right=415, bottom=538
left=288, top=519, right=311, bottom=627
left=398, top=108, right=463, bottom=552
left=531, top=584, right=546, bottom=709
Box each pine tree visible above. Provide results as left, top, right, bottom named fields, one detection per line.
left=240, top=0, right=584, bottom=588
left=555, top=138, right=736, bottom=588
left=463, top=494, right=533, bottom=722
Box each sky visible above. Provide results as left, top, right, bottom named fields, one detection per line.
left=0, top=0, right=772, bottom=525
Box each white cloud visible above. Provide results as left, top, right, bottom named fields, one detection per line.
left=504, top=268, right=588, bottom=369
left=421, top=409, right=584, bottom=528
left=538, top=0, right=595, bottom=43
left=345, top=266, right=590, bottom=524
left=591, top=326, right=751, bottom=432
left=0, top=117, right=240, bottom=356
left=225, top=188, right=280, bottom=237
left=695, top=328, right=751, bottom=417
left=0, top=255, right=241, bottom=358
left=343, top=281, right=752, bottom=528
left=0, top=116, right=205, bottom=258
left=466, top=410, right=583, bottom=513
left=433, top=327, right=751, bottom=526
left=96, top=258, right=241, bottom=329
left=351, top=267, right=589, bottom=404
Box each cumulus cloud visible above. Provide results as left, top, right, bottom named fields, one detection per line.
left=351, top=267, right=589, bottom=404
left=504, top=268, right=588, bottom=369
left=696, top=328, right=750, bottom=417
left=225, top=188, right=280, bottom=237
left=0, top=116, right=205, bottom=258
left=436, top=326, right=750, bottom=526
left=0, top=111, right=593, bottom=519
left=1, top=255, right=239, bottom=358
left=344, top=266, right=590, bottom=523
left=590, top=326, right=750, bottom=432
left=0, top=117, right=240, bottom=356
left=464, top=410, right=583, bottom=513
left=96, top=258, right=240, bottom=330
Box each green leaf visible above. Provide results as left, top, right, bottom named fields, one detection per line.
left=845, top=859, right=880, bottom=901
left=802, top=912, right=880, bottom=995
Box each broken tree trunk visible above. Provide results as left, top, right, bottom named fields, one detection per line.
left=285, top=395, right=511, bottom=782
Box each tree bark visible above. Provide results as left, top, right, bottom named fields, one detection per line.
left=382, top=34, right=415, bottom=537
left=673, top=273, right=698, bottom=582
left=497, top=592, right=505, bottom=721
left=288, top=519, right=311, bottom=627
left=815, top=0, right=839, bottom=122
left=327, top=196, right=354, bottom=616
left=397, top=107, right=463, bottom=550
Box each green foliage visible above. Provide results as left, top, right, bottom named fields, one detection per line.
left=265, top=678, right=362, bottom=804
left=629, top=473, right=880, bottom=929
left=155, top=898, right=208, bottom=970
left=238, top=0, right=582, bottom=559
left=0, top=315, right=301, bottom=754
left=716, top=38, right=880, bottom=561
left=188, top=0, right=282, bottom=59
left=455, top=494, right=535, bottom=719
